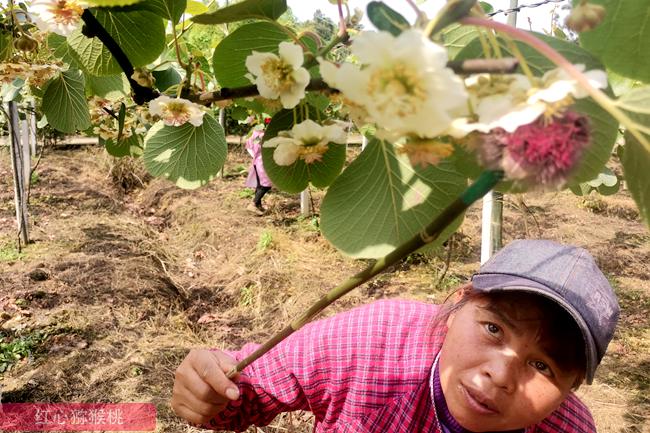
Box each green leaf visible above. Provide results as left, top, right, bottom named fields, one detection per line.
left=441, top=23, right=479, bottom=59
left=479, top=1, right=494, bottom=13
left=117, top=102, right=127, bottom=141
left=299, top=32, right=321, bottom=54
left=85, top=0, right=143, bottom=6
left=41, top=70, right=91, bottom=133
left=429, top=0, right=477, bottom=36
left=103, top=133, right=143, bottom=157
left=305, top=92, right=330, bottom=113
left=67, top=9, right=165, bottom=76
left=48, top=33, right=83, bottom=69
left=0, top=31, right=12, bottom=61
left=230, top=105, right=249, bottom=121
left=586, top=167, right=618, bottom=188
left=132, top=0, right=186, bottom=24
left=366, top=1, right=411, bottom=36
left=578, top=0, right=650, bottom=83
left=143, top=113, right=227, bottom=189
left=621, top=133, right=650, bottom=227
left=86, top=73, right=129, bottom=99
left=234, top=97, right=267, bottom=115
left=212, top=21, right=289, bottom=88
left=191, top=0, right=287, bottom=24
left=151, top=66, right=183, bottom=93
left=456, top=32, right=619, bottom=186
left=261, top=109, right=346, bottom=193
left=185, top=0, right=208, bottom=15
left=1, top=78, right=25, bottom=102
left=320, top=138, right=466, bottom=258
left=617, top=86, right=650, bottom=115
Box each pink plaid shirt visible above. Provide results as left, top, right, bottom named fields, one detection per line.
left=205, top=300, right=596, bottom=433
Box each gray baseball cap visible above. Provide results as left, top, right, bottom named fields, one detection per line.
left=472, top=239, right=619, bottom=384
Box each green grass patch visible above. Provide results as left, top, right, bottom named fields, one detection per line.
left=0, top=243, right=25, bottom=262
left=239, top=188, right=254, bottom=199
left=257, top=230, right=273, bottom=251
left=0, top=330, right=48, bottom=373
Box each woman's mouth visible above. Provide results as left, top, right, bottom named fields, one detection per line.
left=461, top=385, right=500, bottom=415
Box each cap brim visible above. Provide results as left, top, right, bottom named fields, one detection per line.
left=472, top=273, right=598, bottom=384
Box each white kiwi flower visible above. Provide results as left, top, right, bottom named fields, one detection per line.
left=149, top=95, right=205, bottom=127
left=245, top=42, right=310, bottom=109
left=263, top=119, right=347, bottom=166
left=319, top=29, right=467, bottom=142
left=449, top=65, right=607, bottom=137
left=30, top=0, right=86, bottom=36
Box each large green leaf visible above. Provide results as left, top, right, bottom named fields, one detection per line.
left=102, top=133, right=143, bottom=157
left=41, top=70, right=91, bottom=133
left=191, top=0, right=287, bottom=24
left=320, top=138, right=466, bottom=258
left=86, top=73, right=129, bottom=99
left=212, top=21, right=289, bottom=88
left=441, top=23, right=479, bottom=59
left=578, top=0, right=650, bottom=83
left=429, top=0, right=477, bottom=36
left=261, top=109, right=346, bottom=193
left=48, top=33, right=83, bottom=69
left=67, top=9, right=165, bottom=76
left=617, top=86, right=650, bottom=227
left=366, top=1, right=410, bottom=36
left=457, top=32, right=618, bottom=186
left=621, top=133, right=650, bottom=228
left=132, top=0, right=187, bottom=24
left=143, top=113, right=227, bottom=189
left=152, top=66, right=183, bottom=93
left=186, top=1, right=208, bottom=15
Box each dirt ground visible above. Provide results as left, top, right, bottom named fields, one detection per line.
left=0, top=143, right=648, bottom=433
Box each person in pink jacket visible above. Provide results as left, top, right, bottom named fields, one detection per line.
left=171, top=239, right=619, bottom=433
left=245, top=124, right=272, bottom=215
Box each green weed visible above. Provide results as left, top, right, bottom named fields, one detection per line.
left=239, top=285, right=255, bottom=307
left=239, top=188, right=254, bottom=199
left=0, top=330, right=47, bottom=373
left=0, top=243, right=25, bottom=262
left=257, top=230, right=273, bottom=251
left=30, top=171, right=40, bottom=186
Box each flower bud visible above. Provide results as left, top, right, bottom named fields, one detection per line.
left=565, top=2, right=606, bottom=33
left=14, top=35, right=38, bottom=52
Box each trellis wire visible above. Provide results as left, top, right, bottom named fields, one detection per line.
left=488, top=0, right=566, bottom=17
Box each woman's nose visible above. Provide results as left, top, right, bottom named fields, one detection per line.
left=483, top=349, right=519, bottom=393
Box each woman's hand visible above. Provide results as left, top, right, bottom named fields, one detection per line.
left=171, top=348, right=241, bottom=426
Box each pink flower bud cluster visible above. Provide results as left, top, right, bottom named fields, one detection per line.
left=478, top=112, right=591, bottom=188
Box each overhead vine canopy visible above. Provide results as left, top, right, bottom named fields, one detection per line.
left=1, top=0, right=648, bottom=260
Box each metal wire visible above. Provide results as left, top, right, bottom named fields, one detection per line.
left=488, top=0, right=567, bottom=17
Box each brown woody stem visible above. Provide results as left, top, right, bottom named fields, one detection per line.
left=199, top=58, right=519, bottom=105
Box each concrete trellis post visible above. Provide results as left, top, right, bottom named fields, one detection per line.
left=219, top=107, right=226, bottom=178
left=6, top=101, right=30, bottom=247
left=480, top=0, right=517, bottom=264
left=300, top=190, right=310, bottom=217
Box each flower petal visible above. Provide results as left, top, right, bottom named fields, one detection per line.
left=278, top=42, right=305, bottom=69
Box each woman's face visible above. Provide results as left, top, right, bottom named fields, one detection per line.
left=439, top=296, right=580, bottom=432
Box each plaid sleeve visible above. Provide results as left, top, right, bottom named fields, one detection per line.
left=202, top=341, right=310, bottom=432
left=531, top=392, right=597, bottom=433
left=202, top=300, right=438, bottom=432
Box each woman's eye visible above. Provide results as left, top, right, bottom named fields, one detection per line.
left=485, top=322, right=501, bottom=335
left=531, top=360, right=552, bottom=376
